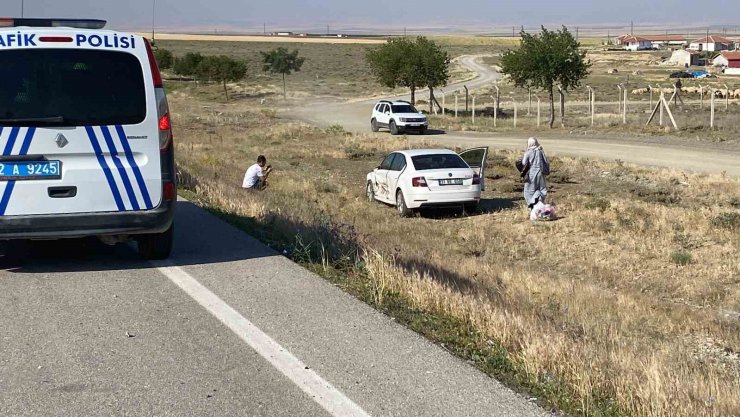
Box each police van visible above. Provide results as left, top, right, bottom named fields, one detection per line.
left=0, top=18, right=176, bottom=259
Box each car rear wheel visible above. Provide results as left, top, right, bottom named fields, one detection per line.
left=366, top=181, right=376, bottom=202
left=371, top=119, right=379, bottom=132
left=396, top=190, right=413, bottom=218
left=389, top=120, right=399, bottom=135
left=137, top=223, right=174, bottom=260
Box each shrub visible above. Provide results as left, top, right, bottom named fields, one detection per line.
left=670, top=250, right=692, bottom=266
left=153, top=48, right=173, bottom=69
left=711, top=212, right=740, bottom=230
left=585, top=197, right=610, bottom=211
left=173, top=52, right=204, bottom=76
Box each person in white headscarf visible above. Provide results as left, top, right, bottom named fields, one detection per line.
left=519, top=137, right=550, bottom=209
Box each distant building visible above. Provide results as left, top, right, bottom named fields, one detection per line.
left=274, top=31, right=293, bottom=36
left=615, top=34, right=685, bottom=49
left=646, top=35, right=687, bottom=49
left=669, top=49, right=701, bottom=67
left=713, top=51, right=740, bottom=68
left=620, top=35, right=652, bottom=51
left=689, top=35, right=734, bottom=52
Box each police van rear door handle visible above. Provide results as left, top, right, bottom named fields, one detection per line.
left=48, top=186, right=77, bottom=198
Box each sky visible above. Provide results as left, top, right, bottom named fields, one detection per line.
left=1, top=0, right=739, bottom=34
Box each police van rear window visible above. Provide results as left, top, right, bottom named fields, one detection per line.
left=0, top=49, right=145, bottom=127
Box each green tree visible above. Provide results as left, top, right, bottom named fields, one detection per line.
left=415, top=37, right=450, bottom=113
left=153, top=48, right=173, bottom=70
left=173, top=52, right=204, bottom=77
left=366, top=37, right=449, bottom=107
left=366, top=37, right=420, bottom=104
left=196, top=55, right=247, bottom=101
left=500, top=26, right=590, bottom=128
left=260, top=47, right=305, bottom=100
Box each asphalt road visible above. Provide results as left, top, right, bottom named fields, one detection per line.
left=293, top=55, right=740, bottom=177
left=0, top=200, right=544, bottom=416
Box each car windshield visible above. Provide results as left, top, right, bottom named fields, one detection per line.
left=391, top=104, right=417, bottom=113
left=0, top=49, right=146, bottom=127
left=411, top=154, right=469, bottom=170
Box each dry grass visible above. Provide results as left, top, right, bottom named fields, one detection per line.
left=170, top=86, right=740, bottom=416
left=437, top=49, right=740, bottom=142
left=157, top=38, right=494, bottom=101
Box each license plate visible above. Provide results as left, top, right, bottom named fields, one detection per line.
left=439, top=179, right=463, bottom=185
left=0, top=161, right=61, bottom=181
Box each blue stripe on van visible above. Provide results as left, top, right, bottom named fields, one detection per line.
left=114, top=125, right=152, bottom=209
left=100, top=126, right=140, bottom=211
left=85, top=126, right=125, bottom=212
left=0, top=127, right=35, bottom=215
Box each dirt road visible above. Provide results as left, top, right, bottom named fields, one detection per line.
left=293, top=55, right=740, bottom=177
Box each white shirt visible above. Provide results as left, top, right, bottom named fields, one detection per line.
left=242, top=163, right=264, bottom=188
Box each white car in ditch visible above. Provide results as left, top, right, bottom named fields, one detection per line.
left=366, top=147, right=488, bottom=217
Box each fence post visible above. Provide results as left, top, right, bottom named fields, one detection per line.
left=494, top=85, right=500, bottom=112
left=659, top=92, right=664, bottom=126
left=536, top=95, right=541, bottom=127
left=710, top=88, right=715, bottom=129
left=617, top=85, right=623, bottom=114
left=441, top=90, right=445, bottom=116
left=454, top=95, right=458, bottom=118
left=528, top=88, right=532, bottom=115
left=464, top=85, right=469, bottom=112
left=491, top=96, right=498, bottom=127
left=724, top=84, right=729, bottom=111
left=513, top=98, right=518, bottom=128
left=587, top=86, right=595, bottom=126
left=648, top=85, right=653, bottom=110
left=700, top=85, right=704, bottom=109
left=623, top=87, right=628, bottom=125
left=472, top=95, right=475, bottom=124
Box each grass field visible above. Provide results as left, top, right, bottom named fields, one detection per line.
left=169, top=86, right=740, bottom=417
left=156, top=36, right=507, bottom=101
left=441, top=49, right=740, bottom=142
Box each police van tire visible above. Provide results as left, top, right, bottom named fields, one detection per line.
left=137, top=223, right=174, bottom=260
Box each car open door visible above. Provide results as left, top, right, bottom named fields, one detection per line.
left=373, top=153, right=395, bottom=203
left=458, top=147, right=489, bottom=191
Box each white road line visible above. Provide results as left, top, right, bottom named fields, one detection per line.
left=155, top=262, right=371, bottom=417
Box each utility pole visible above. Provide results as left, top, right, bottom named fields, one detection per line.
left=151, top=0, right=156, bottom=42
left=263, top=23, right=266, bottom=35
left=630, top=20, right=633, bottom=36
left=327, top=24, right=330, bottom=35
left=576, top=26, right=579, bottom=41
left=21, top=0, right=24, bottom=18
left=512, top=26, right=515, bottom=37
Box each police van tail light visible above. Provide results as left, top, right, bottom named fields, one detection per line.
left=158, top=112, right=172, bottom=151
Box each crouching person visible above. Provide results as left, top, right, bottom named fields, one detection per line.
left=242, top=155, right=273, bottom=191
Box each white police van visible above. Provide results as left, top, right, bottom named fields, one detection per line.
left=0, top=18, right=176, bottom=259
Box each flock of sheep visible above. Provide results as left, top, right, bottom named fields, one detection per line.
left=631, top=86, right=740, bottom=98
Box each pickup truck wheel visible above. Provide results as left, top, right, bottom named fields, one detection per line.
left=389, top=120, right=399, bottom=135
left=371, top=118, right=379, bottom=132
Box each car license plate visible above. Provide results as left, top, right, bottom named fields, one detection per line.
left=0, top=161, right=61, bottom=180
left=439, top=179, right=463, bottom=185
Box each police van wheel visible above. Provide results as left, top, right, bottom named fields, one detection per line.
left=137, top=224, right=174, bottom=260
